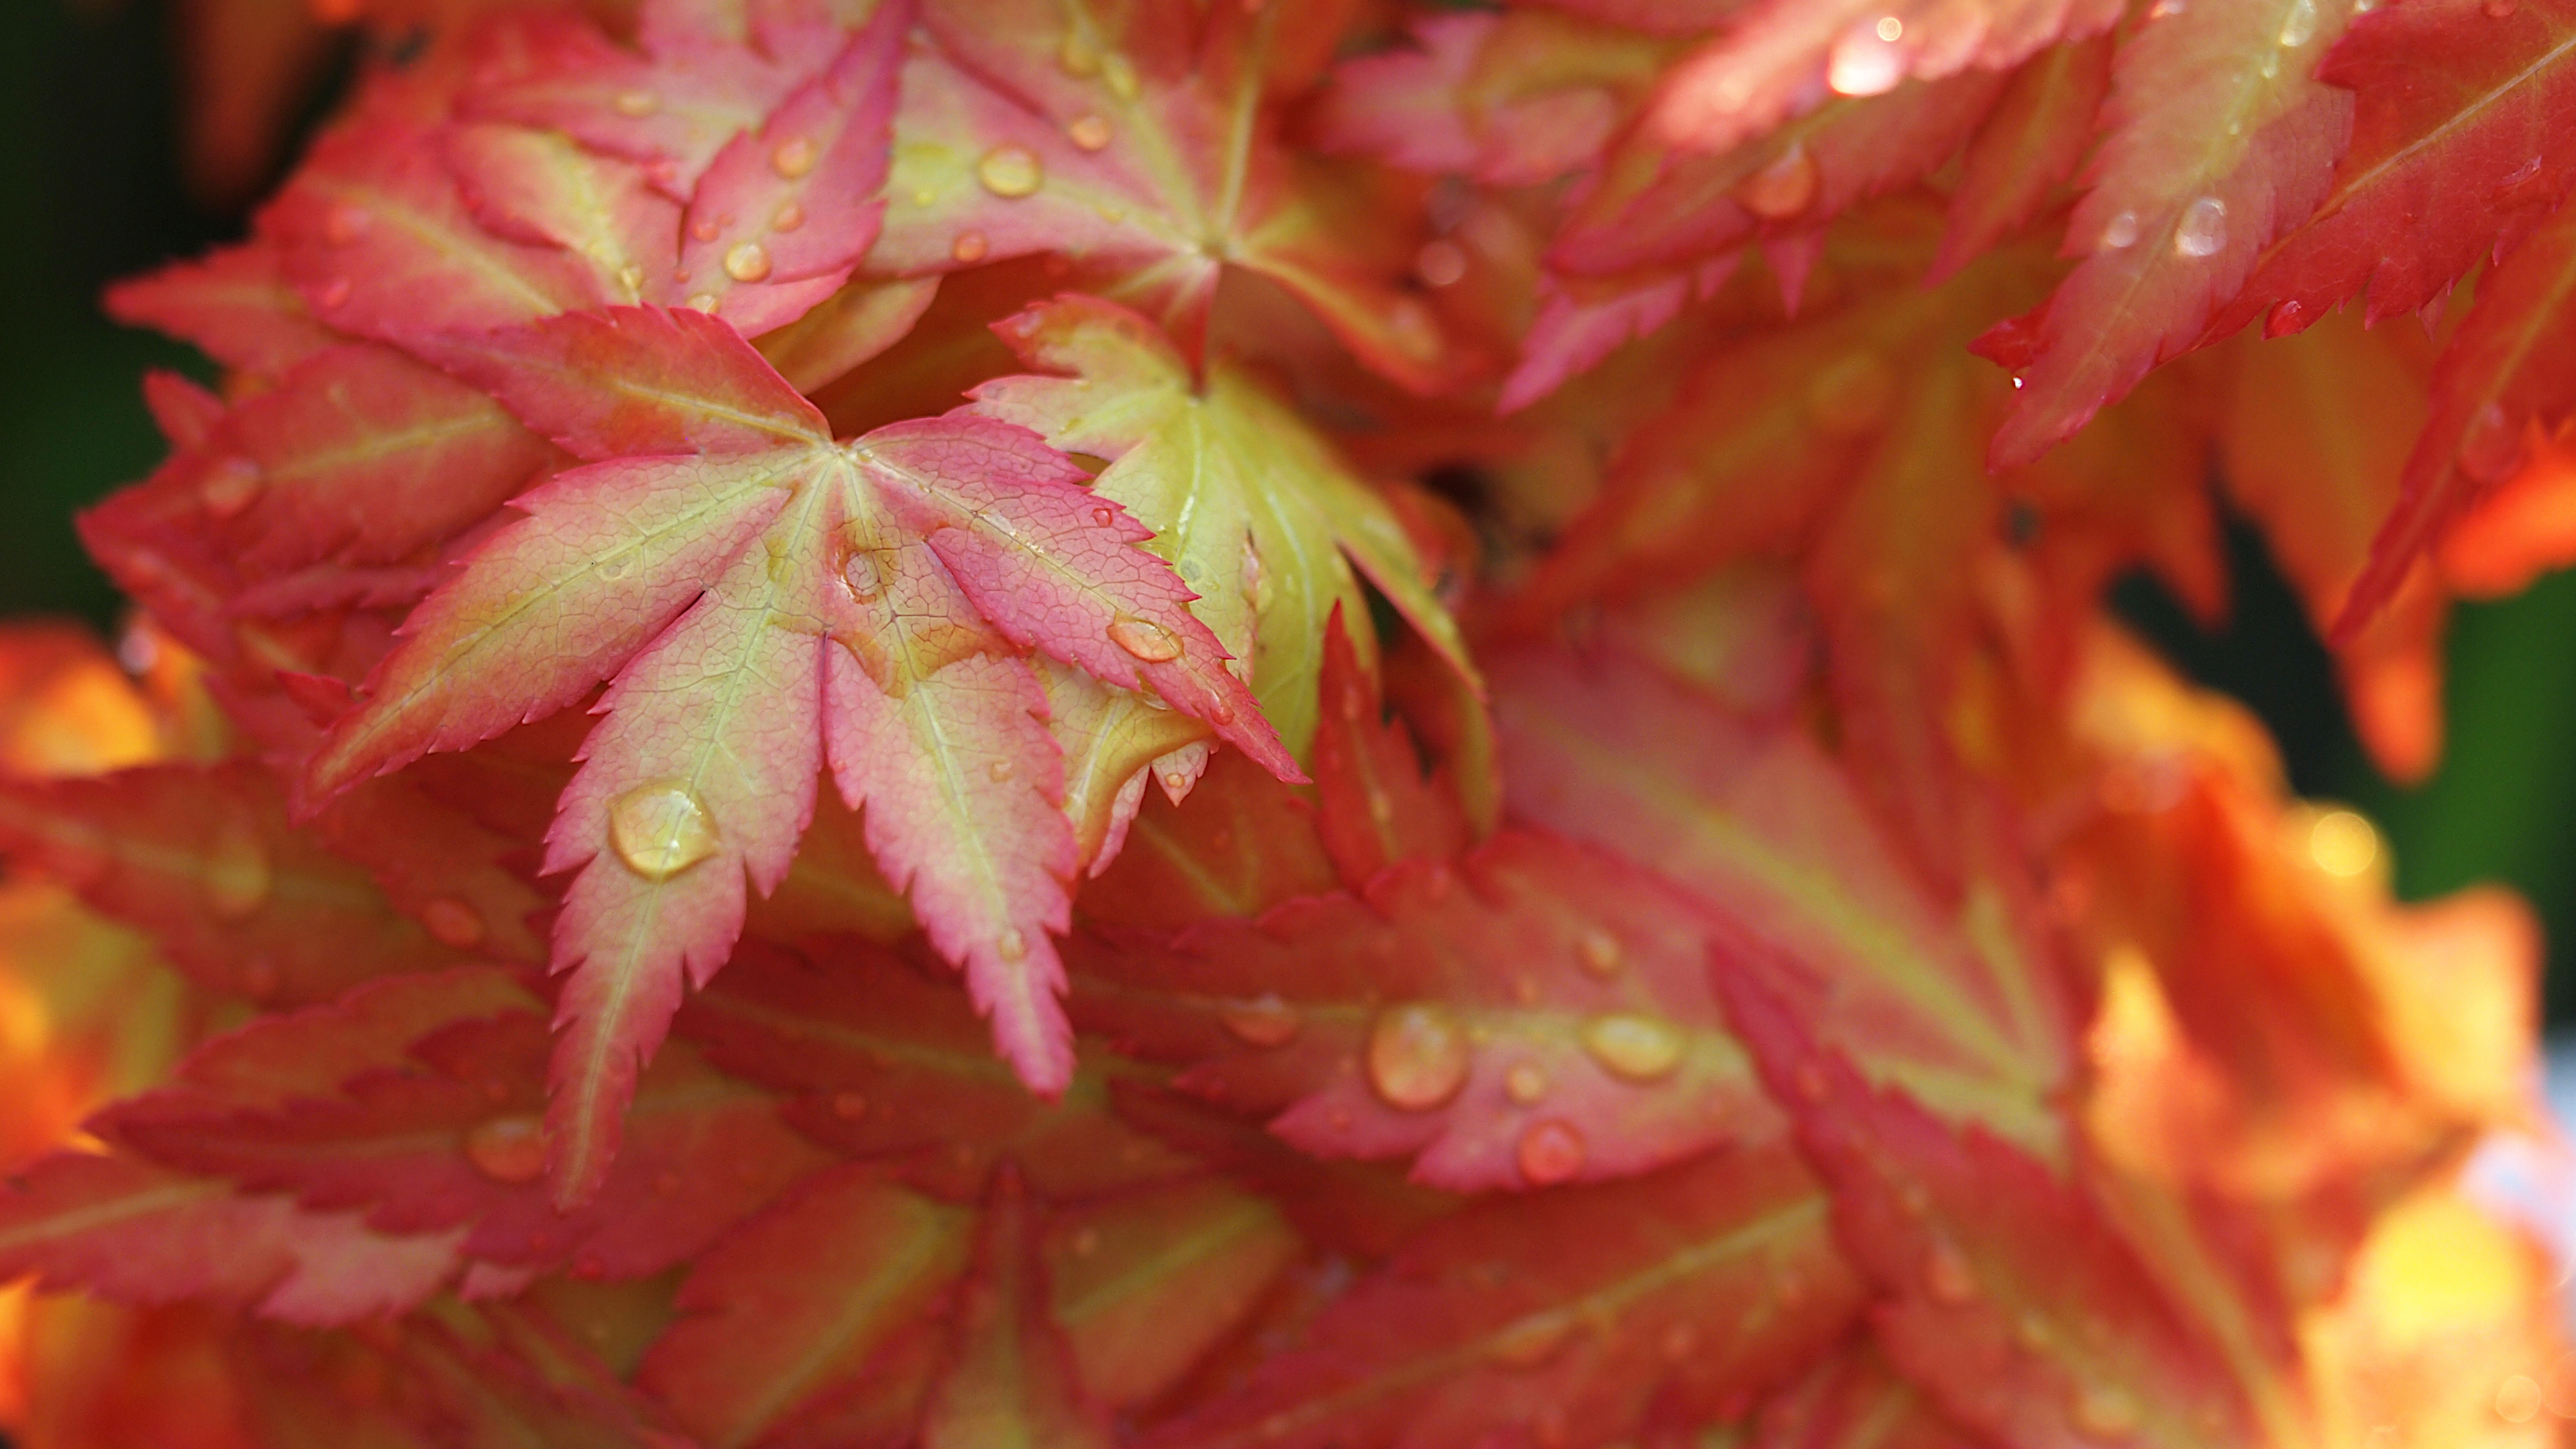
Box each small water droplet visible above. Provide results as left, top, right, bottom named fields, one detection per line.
left=1575, top=928, right=1622, bottom=977
left=1486, top=1310, right=1573, bottom=1367
left=199, top=455, right=264, bottom=520
left=987, top=759, right=1014, bottom=783
left=724, top=241, right=772, bottom=282
left=2174, top=197, right=2228, bottom=258
left=2147, top=0, right=2186, bottom=15
left=1826, top=18, right=1905, bottom=95
left=1108, top=616, right=1183, bottom=662
left=464, top=1114, right=547, bottom=1184
left=1219, top=993, right=1301, bottom=1046
left=1415, top=237, right=1468, bottom=287
left=1924, top=1236, right=1980, bottom=1305
left=1580, top=1014, right=1684, bottom=1083
left=608, top=782, right=719, bottom=881
left=203, top=816, right=272, bottom=919
left=2072, top=1381, right=2143, bottom=1438
left=952, top=231, right=990, bottom=264
left=2461, top=400, right=2524, bottom=481
left=1516, top=1119, right=1586, bottom=1185
left=1089, top=504, right=1116, bottom=527
left=977, top=145, right=1044, bottom=199
left=2277, top=0, right=2319, bottom=46
left=1503, top=1060, right=1549, bottom=1104
left=770, top=136, right=818, bottom=178
left=318, top=276, right=354, bottom=309
left=685, top=292, right=720, bottom=312
left=421, top=896, right=486, bottom=950
left=1736, top=142, right=1820, bottom=221
left=689, top=217, right=722, bottom=243
left=998, top=928, right=1028, bottom=961
left=2097, top=209, right=2141, bottom=251
left=772, top=201, right=804, bottom=233
left=323, top=203, right=372, bottom=246
left=1067, top=114, right=1112, bottom=151
left=2263, top=299, right=2310, bottom=337
left=1366, top=1003, right=1470, bottom=1110
left=613, top=90, right=659, bottom=117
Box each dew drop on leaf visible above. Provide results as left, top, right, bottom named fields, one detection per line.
left=1580, top=1014, right=1684, bottom=1083
left=2264, top=299, right=2309, bottom=338
left=199, top=456, right=264, bottom=520
left=685, top=292, right=720, bottom=312
left=1067, top=114, right=1112, bottom=151
left=1415, top=238, right=1468, bottom=288
left=2072, top=1381, right=2143, bottom=1438
left=1735, top=144, right=1819, bottom=221
left=318, top=276, right=354, bottom=308
left=1219, top=993, right=1301, bottom=1047
left=322, top=203, right=372, bottom=246
left=1366, top=1003, right=1470, bottom=1110
left=1576, top=928, right=1622, bottom=977
left=987, top=759, right=1013, bottom=782
left=998, top=928, right=1028, bottom=961
left=2173, top=197, right=2227, bottom=258
left=1923, top=1236, right=1980, bottom=1305
left=202, top=816, right=272, bottom=920
left=2097, top=210, right=2141, bottom=252
left=769, top=136, right=818, bottom=179
left=1108, top=616, right=1183, bottom=662
left=772, top=202, right=804, bottom=233
left=1503, top=1060, right=1549, bottom=1105
left=616, top=264, right=647, bottom=297
left=2459, top=401, right=2523, bottom=482
left=976, top=145, right=1044, bottom=199
left=612, top=90, right=659, bottom=117
left=1515, top=1119, right=1587, bottom=1185
left=607, top=782, right=720, bottom=881
left=724, top=242, right=773, bottom=283
left=952, top=231, right=990, bottom=263
left=421, top=896, right=486, bottom=951
left=463, top=1114, right=548, bottom=1184
left=1825, top=19, right=1904, bottom=96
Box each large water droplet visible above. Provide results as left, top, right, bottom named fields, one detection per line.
left=1736, top=144, right=1819, bottom=221
left=1516, top=1119, right=1586, bottom=1185
left=421, top=896, right=486, bottom=951
left=1580, top=1014, right=1684, bottom=1083
left=977, top=145, right=1044, bottom=199
left=608, top=782, right=719, bottom=881
left=2173, top=197, right=2228, bottom=258
left=1366, top=1003, right=1470, bottom=1111
left=770, top=136, right=818, bottom=179
left=724, top=242, right=773, bottom=283
left=464, top=1114, right=547, bottom=1184
left=1826, top=19, right=1905, bottom=96
left=203, top=816, right=272, bottom=920
left=2097, top=209, right=2141, bottom=252
left=199, top=456, right=264, bottom=520
left=1923, top=1236, right=1980, bottom=1305
left=2071, top=1381, right=2143, bottom=1438
left=1503, top=1060, right=1550, bottom=1105
left=1067, top=114, right=1112, bottom=152
left=1218, top=994, right=1301, bottom=1047
left=1108, top=616, right=1183, bottom=662
left=2277, top=0, right=2318, bottom=46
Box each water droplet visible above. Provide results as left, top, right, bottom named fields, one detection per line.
left=689, top=217, right=722, bottom=243
left=464, top=1114, right=547, bottom=1183
left=1516, top=1119, right=1586, bottom=1185
left=1874, top=13, right=1902, bottom=40
left=685, top=292, right=720, bottom=312
left=951, top=231, right=989, bottom=264
left=1486, top=1309, right=1573, bottom=1367
left=770, top=136, right=818, bottom=179
left=2277, top=0, right=2318, bottom=46
left=1735, top=142, right=1819, bottom=221
left=199, top=455, right=264, bottom=520
left=988, top=759, right=1014, bottom=782
left=2174, top=197, right=2228, bottom=258
left=1923, top=1236, right=1980, bottom=1305
left=977, top=145, right=1044, bottom=199
left=2461, top=400, right=2524, bottom=481
left=607, top=782, right=719, bottom=881
left=1219, top=993, right=1301, bottom=1046
left=616, top=264, right=647, bottom=296
left=612, top=90, right=659, bottom=117
left=422, top=896, right=486, bottom=951
left=1575, top=928, right=1622, bottom=976
left=203, top=817, right=272, bottom=919
left=2097, top=209, right=2141, bottom=251
left=1503, top=1060, right=1549, bottom=1104
left=2072, top=1381, right=2143, bottom=1438
left=998, top=928, right=1028, bottom=961
left=1089, top=504, right=1116, bottom=527
left=1826, top=18, right=1905, bottom=96
left=1580, top=1014, right=1684, bottom=1083
left=2263, top=299, right=2310, bottom=337
left=1108, top=616, right=1183, bottom=662
left=2307, top=808, right=2378, bottom=877
left=2147, top=0, right=2186, bottom=15
left=724, top=241, right=772, bottom=283
left=772, top=201, right=804, bottom=233
left=1067, top=114, right=1112, bottom=151
left=1804, top=350, right=1894, bottom=433
left=1366, top=1003, right=1470, bottom=1110
left=318, top=276, right=354, bottom=308
left=323, top=203, right=372, bottom=246
left=1415, top=237, right=1468, bottom=288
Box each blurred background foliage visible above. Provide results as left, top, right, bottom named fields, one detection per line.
left=1, top=0, right=2571, bottom=1016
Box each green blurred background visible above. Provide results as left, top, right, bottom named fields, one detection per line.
left=2, top=0, right=2572, bottom=1016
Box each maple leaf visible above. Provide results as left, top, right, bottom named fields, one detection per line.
left=971, top=294, right=1475, bottom=761
left=866, top=0, right=1452, bottom=390
left=918, top=1167, right=1117, bottom=1449
left=1749, top=1338, right=1988, bottom=1449
left=104, top=240, right=341, bottom=378
left=1934, top=34, right=2114, bottom=277
left=300, top=305, right=1291, bottom=1202
left=1140, top=1147, right=1860, bottom=1449
left=1073, top=831, right=1779, bottom=1193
